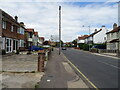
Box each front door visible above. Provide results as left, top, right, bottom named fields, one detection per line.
left=6, top=38, right=12, bottom=53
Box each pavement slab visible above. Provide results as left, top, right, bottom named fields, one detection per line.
left=39, top=48, right=89, bottom=88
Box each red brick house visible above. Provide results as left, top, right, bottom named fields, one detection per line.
left=0, top=9, right=26, bottom=53
left=25, top=28, right=34, bottom=48
left=39, top=37, right=45, bottom=45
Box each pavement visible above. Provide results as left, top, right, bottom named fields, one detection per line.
left=73, top=48, right=119, bottom=59
left=2, top=54, right=38, bottom=72
left=39, top=48, right=89, bottom=88
left=2, top=54, right=44, bottom=88
left=62, top=48, right=119, bottom=88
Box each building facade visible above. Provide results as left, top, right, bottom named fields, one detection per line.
left=1, top=9, right=25, bottom=53
left=33, top=32, right=39, bottom=46
left=77, top=35, right=88, bottom=47
left=39, top=37, right=45, bottom=45
left=25, top=28, right=34, bottom=48
left=106, top=23, right=120, bottom=50
left=85, top=26, right=107, bottom=44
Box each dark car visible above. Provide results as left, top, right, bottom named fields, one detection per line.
left=28, top=46, right=43, bottom=51
left=91, top=45, right=106, bottom=49
left=62, top=47, right=67, bottom=50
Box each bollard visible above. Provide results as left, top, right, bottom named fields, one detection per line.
left=38, top=50, right=45, bottom=72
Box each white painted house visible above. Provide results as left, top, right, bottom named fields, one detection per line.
left=77, top=35, right=88, bottom=47
left=85, top=26, right=107, bottom=44
left=106, top=23, right=120, bottom=50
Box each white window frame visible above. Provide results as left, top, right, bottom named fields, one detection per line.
left=6, top=38, right=12, bottom=53
left=19, top=40, right=24, bottom=47
left=11, top=25, right=14, bottom=32
left=20, top=27, right=24, bottom=35
left=17, top=27, right=20, bottom=33
left=2, top=21, right=6, bottom=29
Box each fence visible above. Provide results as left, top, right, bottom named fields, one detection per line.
left=98, top=49, right=119, bottom=53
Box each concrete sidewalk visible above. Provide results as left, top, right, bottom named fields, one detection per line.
left=39, top=49, right=89, bottom=88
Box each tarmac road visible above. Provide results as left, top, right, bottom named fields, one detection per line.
left=62, top=48, right=119, bottom=89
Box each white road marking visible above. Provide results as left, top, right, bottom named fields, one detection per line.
left=92, top=53, right=119, bottom=60
left=98, top=61, right=120, bottom=69
left=47, top=79, right=51, bottom=82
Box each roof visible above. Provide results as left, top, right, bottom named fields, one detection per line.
left=1, top=9, right=26, bottom=29
left=34, top=32, right=38, bottom=36
left=78, top=35, right=88, bottom=40
left=106, top=26, right=120, bottom=34
left=26, top=28, right=34, bottom=32
left=109, top=39, right=119, bottom=43
left=86, top=29, right=102, bottom=38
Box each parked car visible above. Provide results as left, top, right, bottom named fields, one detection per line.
left=62, top=47, right=67, bottom=50
left=91, top=45, right=106, bottom=49
left=28, top=46, right=43, bottom=51
left=90, top=45, right=106, bottom=53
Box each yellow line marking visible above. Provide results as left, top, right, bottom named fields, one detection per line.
left=62, top=53, right=99, bottom=90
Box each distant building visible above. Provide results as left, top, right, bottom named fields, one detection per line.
left=85, top=26, right=107, bottom=44
left=77, top=35, right=88, bottom=47
left=39, top=37, right=45, bottom=45
left=106, top=23, right=120, bottom=50
left=0, top=9, right=25, bottom=53
left=33, top=32, right=39, bottom=46
left=25, top=28, right=34, bottom=48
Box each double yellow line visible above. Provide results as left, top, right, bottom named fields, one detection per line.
left=62, top=53, right=99, bottom=90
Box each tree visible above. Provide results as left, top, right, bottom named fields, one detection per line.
left=56, top=40, right=64, bottom=47
left=72, top=39, right=77, bottom=47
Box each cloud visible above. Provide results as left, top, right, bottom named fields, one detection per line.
left=0, top=2, right=118, bottom=42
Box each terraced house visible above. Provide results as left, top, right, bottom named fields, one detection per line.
left=0, top=9, right=25, bottom=53
left=106, top=23, right=120, bottom=51
left=25, top=28, right=34, bottom=48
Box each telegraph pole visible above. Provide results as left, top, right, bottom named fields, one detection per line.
left=59, top=6, right=61, bottom=55
left=117, top=1, right=120, bottom=56
left=88, top=26, right=91, bottom=51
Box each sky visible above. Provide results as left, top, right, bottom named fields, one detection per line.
left=0, top=0, right=119, bottom=42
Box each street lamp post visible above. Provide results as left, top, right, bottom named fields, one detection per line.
left=82, top=25, right=91, bottom=51
left=88, top=26, right=91, bottom=51
left=59, top=6, right=61, bottom=55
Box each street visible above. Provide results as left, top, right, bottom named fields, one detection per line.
left=62, top=48, right=119, bottom=88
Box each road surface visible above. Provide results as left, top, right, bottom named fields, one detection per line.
left=62, top=48, right=119, bottom=89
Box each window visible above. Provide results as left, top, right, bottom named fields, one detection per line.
left=19, top=40, right=24, bottom=47
left=11, top=25, right=14, bottom=32
left=17, top=27, right=20, bottom=33
left=2, top=21, right=6, bottom=29
left=29, top=32, right=33, bottom=38
left=20, top=27, right=24, bottom=35
left=6, top=38, right=12, bottom=53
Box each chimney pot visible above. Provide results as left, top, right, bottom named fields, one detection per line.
left=95, top=29, right=97, bottom=32
left=113, top=23, right=117, bottom=29
left=102, top=25, right=105, bottom=27
left=20, top=22, right=25, bottom=27
left=15, top=16, right=18, bottom=22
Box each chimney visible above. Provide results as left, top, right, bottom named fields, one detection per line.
left=20, top=22, right=25, bottom=27
left=15, top=16, right=18, bottom=22
left=102, top=25, right=105, bottom=27
left=95, top=29, right=97, bottom=32
left=113, top=23, right=117, bottom=29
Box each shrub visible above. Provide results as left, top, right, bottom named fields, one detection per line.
left=2, top=49, right=6, bottom=55
left=78, top=43, right=84, bottom=49
left=16, top=50, right=20, bottom=54
left=90, top=48, right=98, bottom=53
left=83, top=44, right=89, bottom=51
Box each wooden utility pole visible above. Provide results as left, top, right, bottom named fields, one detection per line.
left=59, top=6, right=61, bottom=55
left=118, top=1, right=120, bottom=57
